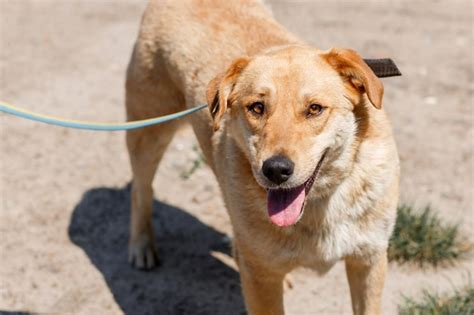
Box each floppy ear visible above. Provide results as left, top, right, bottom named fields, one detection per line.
left=322, top=48, right=384, bottom=109
left=206, top=58, right=249, bottom=131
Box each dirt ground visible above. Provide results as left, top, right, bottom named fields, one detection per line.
left=0, top=0, right=472, bottom=314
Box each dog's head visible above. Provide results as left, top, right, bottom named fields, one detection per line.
left=206, top=46, right=383, bottom=227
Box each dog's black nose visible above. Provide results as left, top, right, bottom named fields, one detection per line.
left=262, top=155, right=294, bottom=185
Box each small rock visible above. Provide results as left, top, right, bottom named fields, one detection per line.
left=423, top=96, right=438, bottom=105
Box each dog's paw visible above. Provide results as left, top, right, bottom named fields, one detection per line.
left=128, top=239, right=160, bottom=270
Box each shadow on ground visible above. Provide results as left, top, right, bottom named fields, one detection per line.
left=68, top=185, right=246, bottom=315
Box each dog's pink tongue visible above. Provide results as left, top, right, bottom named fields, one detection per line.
left=267, top=186, right=305, bottom=227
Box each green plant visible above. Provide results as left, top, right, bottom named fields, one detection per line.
left=388, top=205, right=471, bottom=266
left=180, top=145, right=207, bottom=180
left=399, top=285, right=474, bottom=315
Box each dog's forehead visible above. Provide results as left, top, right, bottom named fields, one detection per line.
left=239, top=48, right=341, bottom=94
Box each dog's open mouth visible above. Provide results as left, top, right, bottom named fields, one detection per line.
left=267, top=150, right=328, bottom=227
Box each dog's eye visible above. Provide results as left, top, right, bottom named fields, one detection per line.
left=248, top=102, right=265, bottom=116
left=307, top=104, right=324, bottom=117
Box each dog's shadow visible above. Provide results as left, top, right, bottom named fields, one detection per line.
left=68, top=185, right=246, bottom=315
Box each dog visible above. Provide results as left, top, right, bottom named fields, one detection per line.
left=125, top=1, right=399, bottom=314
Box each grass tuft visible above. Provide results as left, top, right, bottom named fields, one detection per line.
left=388, top=205, right=471, bottom=266
left=180, top=145, right=207, bottom=180
left=399, top=285, right=474, bottom=315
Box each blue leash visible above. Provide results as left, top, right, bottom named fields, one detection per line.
left=0, top=58, right=401, bottom=131
left=0, top=101, right=207, bottom=131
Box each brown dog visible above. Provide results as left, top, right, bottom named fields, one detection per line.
left=125, top=1, right=399, bottom=314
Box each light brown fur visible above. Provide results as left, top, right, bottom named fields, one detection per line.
left=125, top=1, right=399, bottom=314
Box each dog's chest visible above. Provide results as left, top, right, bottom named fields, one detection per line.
left=274, top=202, right=388, bottom=273
left=286, top=216, right=360, bottom=273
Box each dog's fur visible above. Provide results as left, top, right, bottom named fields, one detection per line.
left=125, top=1, right=400, bottom=314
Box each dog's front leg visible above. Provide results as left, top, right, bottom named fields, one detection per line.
left=345, top=251, right=388, bottom=315
left=235, top=246, right=286, bottom=315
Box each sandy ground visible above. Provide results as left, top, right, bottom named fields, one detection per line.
left=0, top=0, right=472, bottom=314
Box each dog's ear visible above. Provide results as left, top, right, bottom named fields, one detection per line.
left=207, top=58, right=249, bottom=131
left=322, top=48, right=384, bottom=109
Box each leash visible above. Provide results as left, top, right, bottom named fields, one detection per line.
left=0, top=101, right=207, bottom=131
left=0, top=59, right=400, bottom=131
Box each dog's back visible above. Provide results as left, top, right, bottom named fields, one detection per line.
left=129, top=0, right=299, bottom=108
